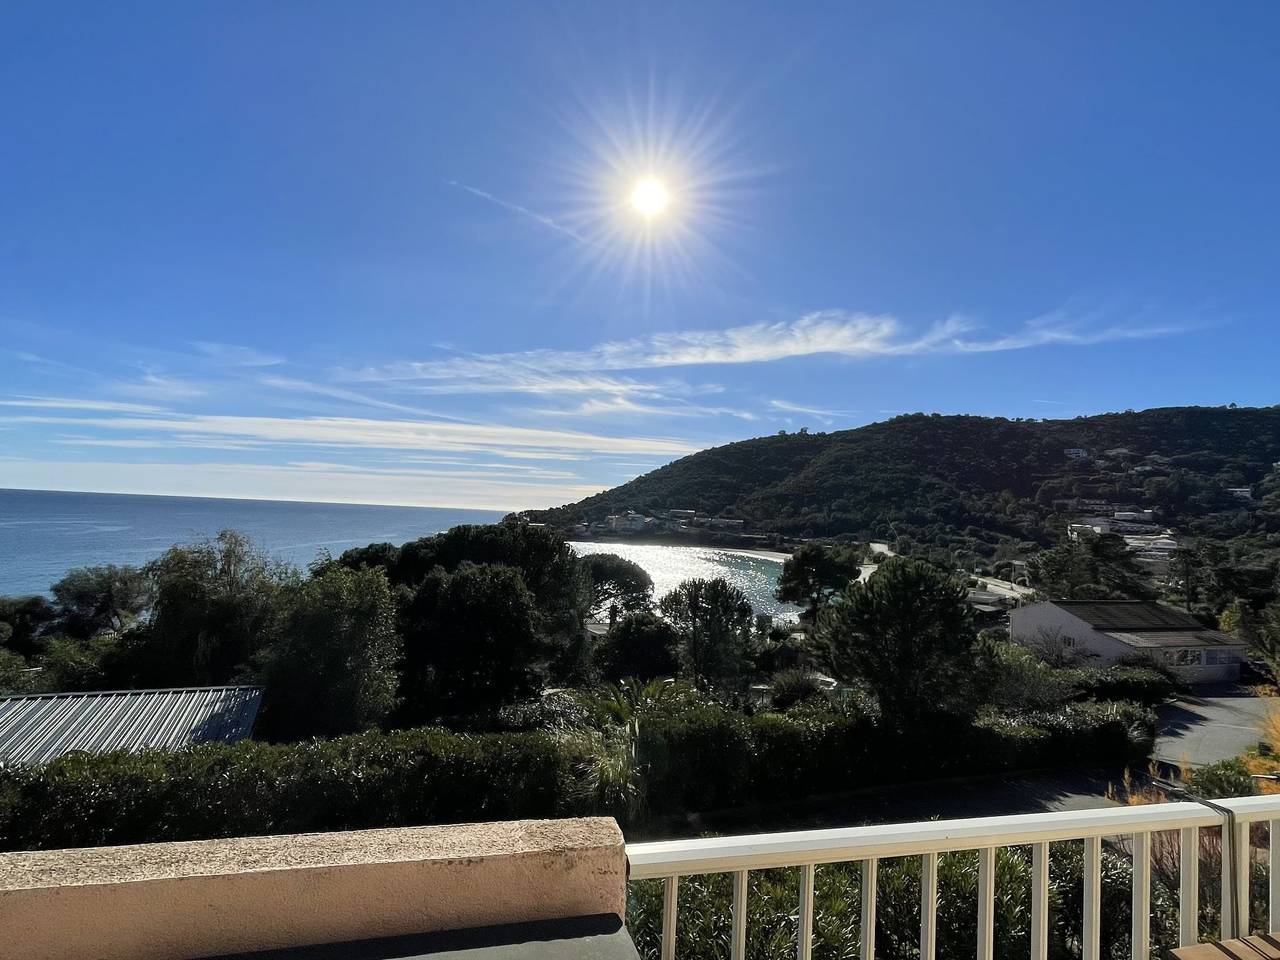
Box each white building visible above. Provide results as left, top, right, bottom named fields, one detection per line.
left=1010, top=600, right=1247, bottom=683
left=604, top=510, right=648, bottom=533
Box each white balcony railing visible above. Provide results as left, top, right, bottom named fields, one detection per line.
left=625, top=795, right=1280, bottom=960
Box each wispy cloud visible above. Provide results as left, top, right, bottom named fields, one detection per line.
left=0, top=459, right=603, bottom=511
left=944, top=310, right=1188, bottom=353
left=0, top=395, right=169, bottom=414
left=260, top=376, right=470, bottom=420
left=447, top=180, right=587, bottom=243
left=769, top=399, right=861, bottom=420
left=8, top=351, right=98, bottom=378
left=1, top=412, right=698, bottom=459
left=538, top=395, right=758, bottom=420
left=389, top=370, right=702, bottom=399
left=115, top=372, right=206, bottom=401
left=193, top=341, right=285, bottom=367
left=346, top=310, right=1183, bottom=387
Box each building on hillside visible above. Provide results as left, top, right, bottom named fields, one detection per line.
left=1010, top=600, right=1246, bottom=682
left=1063, top=448, right=1090, bottom=460
left=1124, top=532, right=1180, bottom=576
left=604, top=511, right=649, bottom=533
left=707, top=517, right=745, bottom=531
left=0, top=685, right=262, bottom=765
left=1113, top=510, right=1156, bottom=522
left=1227, top=487, right=1255, bottom=503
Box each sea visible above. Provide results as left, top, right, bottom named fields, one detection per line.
left=0, top=488, right=503, bottom=597
left=0, top=489, right=792, bottom=617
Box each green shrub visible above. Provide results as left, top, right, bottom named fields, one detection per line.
left=768, top=669, right=826, bottom=710
left=1066, top=664, right=1182, bottom=706
left=0, top=727, right=579, bottom=852
left=0, top=699, right=1156, bottom=851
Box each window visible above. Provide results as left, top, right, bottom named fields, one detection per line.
left=1173, top=649, right=1203, bottom=666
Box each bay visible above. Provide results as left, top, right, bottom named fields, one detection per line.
left=570, top=540, right=795, bottom=621
left=0, top=490, right=795, bottom=619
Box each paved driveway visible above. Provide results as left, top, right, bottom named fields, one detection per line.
left=1156, top=685, right=1272, bottom=767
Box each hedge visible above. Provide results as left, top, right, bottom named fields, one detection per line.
left=0, top=702, right=1155, bottom=851
left=640, top=701, right=1153, bottom=815
left=1065, top=664, right=1182, bottom=706
left=0, top=727, right=576, bottom=851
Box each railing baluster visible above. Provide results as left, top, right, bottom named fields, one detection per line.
left=1233, top=821, right=1250, bottom=937
left=1084, top=836, right=1102, bottom=960
left=1271, top=820, right=1280, bottom=933
left=1031, top=843, right=1049, bottom=960
left=732, top=870, right=748, bottom=960
left=1221, top=822, right=1250, bottom=939
left=977, top=848, right=995, bottom=960
left=1179, top=826, right=1199, bottom=947
left=1131, top=832, right=1150, bottom=960
left=861, top=858, right=878, bottom=960
left=920, top=852, right=938, bottom=960
left=798, top=864, right=814, bottom=960
left=1221, top=824, right=1232, bottom=941
left=661, top=876, right=678, bottom=960
left=619, top=800, right=1280, bottom=960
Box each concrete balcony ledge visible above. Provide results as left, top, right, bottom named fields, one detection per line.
left=0, top=817, right=627, bottom=960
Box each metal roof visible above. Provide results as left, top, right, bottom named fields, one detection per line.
left=0, top=686, right=262, bottom=765
left=1108, top=630, right=1243, bottom=650
left=1054, top=600, right=1206, bottom=632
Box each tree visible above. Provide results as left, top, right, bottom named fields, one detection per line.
left=399, top=562, right=543, bottom=720
left=815, top=556, right=976, bottom=725
left=347, top=522, right=588, bottom=680
left=596, top=611, right=680, bottom=682
left=137, top=531, right=294, bottom=685
left=0, top=595, right=58, bottom=658
left=36, top=633, right=122, bottom=692
left=253, top=564, right=401, bottom=741
left=658, top=578, right=754, bottom=691
left=1028, top=533, right=1156, bottom=601
left=0, top=647, right=32, bottom=695
left=582, top=553, right=654, bottom=622
left=50, top=564, right=151, bottom=639
left=1253, top=599, right=1280, bottom=681
left=774, top=543, right=864, bottom=627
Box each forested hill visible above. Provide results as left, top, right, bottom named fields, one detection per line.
left=522, top=406, right=1280, bottom=556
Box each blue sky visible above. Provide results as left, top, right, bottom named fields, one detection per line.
left=2, top=2, right=1278, bottom=510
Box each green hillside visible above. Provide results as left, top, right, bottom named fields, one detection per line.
left=523, top=406, right=1280, bottom=559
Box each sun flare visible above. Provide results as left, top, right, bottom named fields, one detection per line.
left=630, top=176, right=671, bottom=219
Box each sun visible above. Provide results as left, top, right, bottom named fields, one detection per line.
left=630, top=176, right=671, bottom=219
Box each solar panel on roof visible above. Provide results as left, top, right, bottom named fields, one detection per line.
left=1055, top=601, right=1205, bottom=631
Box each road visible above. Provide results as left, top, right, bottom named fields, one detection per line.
left=1156, top=685, right=1271, bottom=768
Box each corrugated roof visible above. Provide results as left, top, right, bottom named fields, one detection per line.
left=1109, top=630, right=1243, bottom=649
left=0, top=686, right=262, bottom=766
left=1055, top=600, right=1206, bottom=631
